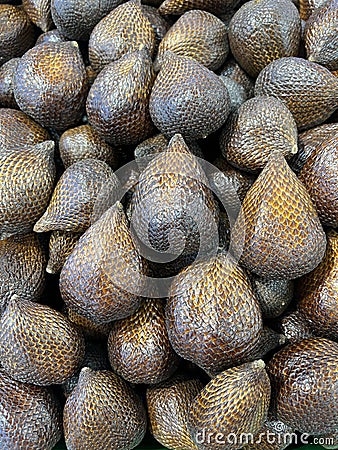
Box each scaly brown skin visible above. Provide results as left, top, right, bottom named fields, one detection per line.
left=155, top=10, right=228, bottom=72
left=220, top=96, right=298, bottom=173
left=305, top=0, right=338, bottom=71
left=64, top=368, right=147, bottom=450
left=47, top=230, right=82, bottom=274
left=147, top=376, right=203, bottom=450
left=14, top=41, right=88, bottom=130
left=88, top=0, right=155, bottom=72
left=279, top=311, right=313, bottom=343
left=34, top=159, right=119, bottom=233
left=0, top=108, right=50, bottom=152
left=108, top=299, right=180, bottom=384
left=22, top=0, right=52, bottom=32
left=0, top=5, right=35, bottom=65
left=65, top=307, right=113, bottom=340
left=141, top=5, right=171, bottom=49
left=229, top=0, right=301, bottom=78
left=251, top=276, right=294, bottom=319
left=87, top=47, right=155, bottom=146
left=166, top=253, right=263, bottom=374
left=188, top=360, right=271, bottom=450
left=149, top=53, right=230, bottom=140
left=231, top=152, right=326, bottom=280
left=300, top=0, right=329, bottom=20
left=0, top=58, right=19, bottom=109
left=0, top=296, right=85, bottom=386
left=267, top=337, right=338, bottom=435
left=60, top=203, right=147, bottom=324
left=297, top=229, right=338, bottom=340
left=255, top=57, right=338, bottom=130
left=299, top=135, right=338, bottom=227
left=158, top=0, right=241, bottom=16
left=0, top=369, right=62, bottom=450
left=0, top=233, right=46, bottom=315
left=59, top=124, right=120, bottom=170
left=35, top=28, right=68, bottom=45
left=0, top=141, right=55, bottom=236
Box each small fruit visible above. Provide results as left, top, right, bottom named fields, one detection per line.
left=251, top=276, right=294, bottom=319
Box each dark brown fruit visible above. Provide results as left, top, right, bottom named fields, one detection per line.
left=299, top=134, right=338, bottom=227
left=279, top=311, right=313, bottom=343
left=229, top=0, right=301, bottom=78
left=291, top=123, right=338, bottom=172
left=147, top=376, right=203, bottom=450
left=155, top=10, right=228, bottom=72
left=220, top=96, right=298, bottom=173
left=297, top=229, right=338, bottom=340
left=166, top=253, right=262, bottom=374
left=131, top=134, right=218, bottom=269
left=0, top=296, right=85, bottom=385
left=300, top=0, right=328, bottom=20
left=0, top=108, right=50, bottom=152
left=188, top=360, right=271, bottom=450
left=63, top=368, right=147, bottom=450
left=267, top=337, right=338, bottom=434
left=62, top=340, right=110, bottom=397
left=0, top=141, right=55, bottom=236
left=87, top=48, right=155, bottom=146
left=251, top=276, right=294, bottom=319
left=65, top=307, right=113, bottom=340
left=231, top=152, right=326, bottom=279
left=88, top=0, right=155, bottom=72
left=0, top=369, right=62, bottom=450
left=46, top=230, right=82, bottom=274
left=149, top=53, right=230, bottom=140
left=219, top=59, right=254, bottom=112
left=0, top=233, right=46, bottom=315
left=0, top=5, right=35, bottom=65
left=14, top=41, right=88, bottom=130
left=35, top=28, right=68, bottom=45
left=59, top=124, right=120, bottom=169
left=158, top=0, right=241, bottom=16
left=243, top=419, right=294, bottom=450
left=141, top=4, right=171, bottom=49
left=23, top=0, right=52, bottom=32
left=34, top=159, right=118, bottom=233
left=60, top=203, right=147, bottom=324
left=51, top=0, right=124, bottom=41
left=305, top=0, right=338, bottom=70
left=249, top=327, right=286, bottom=361
left=254, top=57, right=338, bottom=130
left=0, top=58, right=19, bottom=109
left=108, top=299, right=179, bottom=384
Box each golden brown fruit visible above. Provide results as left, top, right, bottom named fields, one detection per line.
left=188, top=360, right=271, bottom=450
left=22, top=0, right=52, bottom=32
left=297, top=229, right=338, bottom=340
left=0, top=369, right=62, bottom=450
left=14, top=41, right=88, bottom=130
left=229, top=0, right=301, bottom=78
left=0, top=233, right=46, bottom=315
left=150, top=53, right=230, bottom=140
left=87, top=48, right=155, bottom=146
left=131, top=134, right=218, bottom=269
left=166, top=253, right=263, bottom=374
left=254, top=57, right=338, bottom=130
left=219, top=59, right=254, bottom=112
left=0, top=5, right=35, bottom=65
left=88, top=0, right=155, bottom=72
left=147, top=376, right=203, bottom=450
left=155, top=10, right=228, bottom=72
left=34, top=159, right=118, bottom=233
left=108, top=299, right=179, bottom=384
left=65, top=307, right=113, bottom=340
left=305, top=0, right=338, bottom=70
left=0, top=141, right=55, bottom=236
left=279, top=311, right=313, bottom=343
left=59, top=124, right=120, bottom=169
left=0, top=58, right=19, bottom=109
left=0, top=296, right=85, bottom=385
left=0, top=108, right=50, bottom=152
left=231, top=152, right=326, bottom=279
left=63, top=368, right=147, bottom=450
left=251, top=276, right=294, bottom=319
left=51, top=0, right=124, bottom=41
left=300, top=0, right=328, bottom=20
left=158, top=0, right=241, bottom=16
left=299, top=135, right=338, bottom=227
left=47, top=230, right=82, bottom=274
left=35, top=28, right=68, bottom=45
left=220, top=96, right=298, bottom=173
left=267, top=337, right=338, bottom=434
left=60, top=203, right=147, bottom=324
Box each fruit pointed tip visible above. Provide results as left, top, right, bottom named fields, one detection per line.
left=79, top=367, right=94, bottom=384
